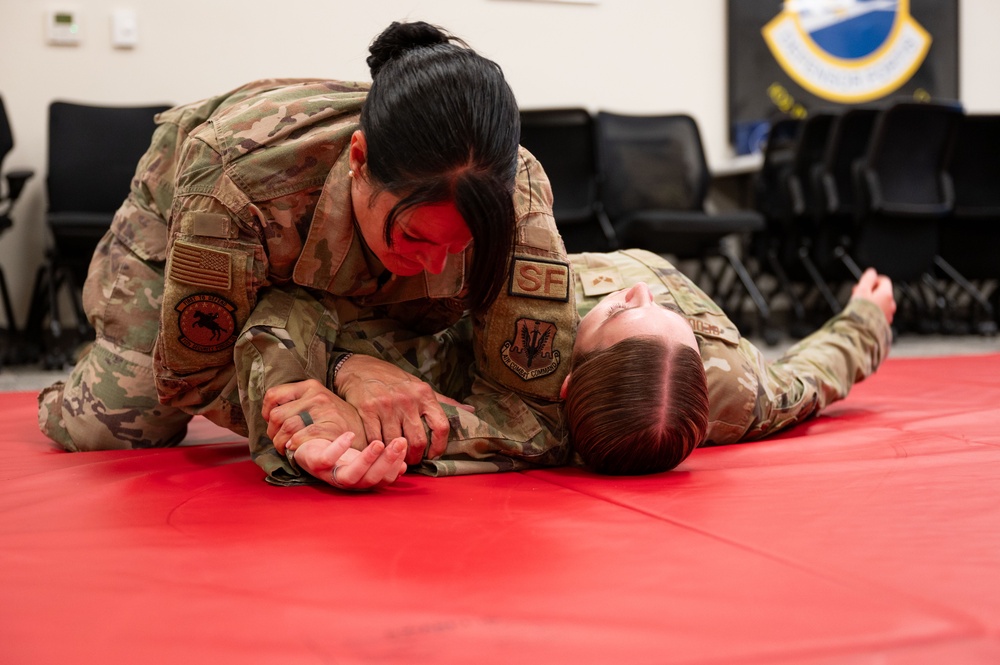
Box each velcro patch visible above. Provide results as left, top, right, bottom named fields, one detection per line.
left=191, top=213, right=232, bottom=238
left=578, top=267, right=625, bottom=297
left=508, top=257, right=570, bottom=302
left=686, top=317, right=739, bottom=344
left=170, top=241, right=232, bottom=290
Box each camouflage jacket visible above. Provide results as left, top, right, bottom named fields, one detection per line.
left=111, top=79, right=576, bottom=482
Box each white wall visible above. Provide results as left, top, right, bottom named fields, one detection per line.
left=0, top=0, right=996, bottom=323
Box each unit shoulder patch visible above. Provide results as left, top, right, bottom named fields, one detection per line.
left=500, top=318, right=561, bottom=381
left=175, top=293, right=238, bottom=353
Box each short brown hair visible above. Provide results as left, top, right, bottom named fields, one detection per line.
left=564, top=336, right=709, bottom=474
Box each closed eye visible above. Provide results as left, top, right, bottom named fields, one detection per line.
left=605, top=303, right=629, bottom=319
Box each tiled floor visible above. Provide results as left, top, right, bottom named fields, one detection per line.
left=2, top=332, right=997, bottom=393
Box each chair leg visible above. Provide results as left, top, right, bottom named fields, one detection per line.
left=799, top=247, right=842, bottom=315
left=64, top=269, right=93, bottom=339
left=0, top=267, right=18, bottom=335
left=719, top=243, right=780, bottom=345
left=933, top=256, right=998, bottom=336
left=766, top=245, right=807, bottom=323
left=42, top=260, right=73, bottom=370
left=834, top=246, right=864, bottom=280
left=47, top=263, right=64, bottom=342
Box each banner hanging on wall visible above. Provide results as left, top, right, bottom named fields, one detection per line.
left=728, top=0, right=958, bottom=155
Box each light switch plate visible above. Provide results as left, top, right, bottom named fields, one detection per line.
left=111, top=9, right=138, bottom=48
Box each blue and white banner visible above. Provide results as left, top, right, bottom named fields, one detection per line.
left=728, top=0, right=957, bottom=155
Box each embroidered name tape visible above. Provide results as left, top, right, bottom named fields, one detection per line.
left=508, top=257, right=570, bottom=302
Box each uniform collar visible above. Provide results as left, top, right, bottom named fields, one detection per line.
left=293, top=151, right=381, bottom=296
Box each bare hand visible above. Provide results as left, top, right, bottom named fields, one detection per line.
left=292, top=432, right=407, bottom=491
left=334, top=354, right=471, bottom=465
left=262, top=379, right=366, bottom=455
left=851, top=267, right=896, bottom=324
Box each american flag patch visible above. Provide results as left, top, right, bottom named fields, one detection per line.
left=169, top=241, right=232, bottom=290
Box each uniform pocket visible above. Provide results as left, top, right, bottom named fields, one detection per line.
left=92, top=233, right=165, bottom=354
left=159, top=235, right=262, bottom=374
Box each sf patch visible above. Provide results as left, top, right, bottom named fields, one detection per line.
left=500, top=318, right=561, bottom=381
left=175, top=293, right=238, bottom=353
left=508, top=257, right=570, bottom=302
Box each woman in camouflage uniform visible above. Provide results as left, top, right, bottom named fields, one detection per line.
left=38, top=21, right=578, bottom=489
left=562, top=250, right=895, bottom=475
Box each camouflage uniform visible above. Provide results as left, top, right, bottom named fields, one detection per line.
left=570, top=249, right=892, bottom=445
left=38, top=79, right=577, bottom=485
left=351, top=248, right=891, bottom=475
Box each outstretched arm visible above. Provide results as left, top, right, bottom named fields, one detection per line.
left=736, top=268, right=895, bottom=442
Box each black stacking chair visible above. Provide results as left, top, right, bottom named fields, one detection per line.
left=941, top=114, right=1000, bottom=325
left=27, top=101, right=170, bottom=368
left=752, top=112, right=840, bottom=336
left=816, top=108, right=880, bottom=226
left=595, top=111, right=776, bottom=342
left=752, top=118, right=810, bottom=327
left=786, top=112, right=837, bottom=225
left=753, top=118, right=801, bottom=235
left=0, top=95, right=35, bottom=365
left=800, top=107, right=881, bottom=312
left=519, top=108, right=617, bottom=252
left=838, top=101, right=993, bottom=333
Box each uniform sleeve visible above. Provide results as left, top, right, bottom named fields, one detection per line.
left=233, top=285, right=343, bottom=485
left=739, top=297, right=893, bottom=441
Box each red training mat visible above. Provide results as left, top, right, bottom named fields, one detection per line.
left=2, top=354, right=999, bottom=664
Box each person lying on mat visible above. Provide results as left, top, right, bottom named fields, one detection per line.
left=37, top=20, right=577, bottom=487
left=265, top=248, right=895, bottom=489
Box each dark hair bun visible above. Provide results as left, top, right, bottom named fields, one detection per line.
left=367, top=21, right=456, bottom=78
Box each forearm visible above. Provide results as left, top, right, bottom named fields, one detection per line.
left=234, top=286, right=341, bottom=485
left=745, top=297, right=892, bottom=439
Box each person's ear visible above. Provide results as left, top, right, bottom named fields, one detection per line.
left=348, top=130, right=367, bottom=176
left=559, top=373, right=571, bottom=400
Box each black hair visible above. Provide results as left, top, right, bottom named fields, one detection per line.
left=360, top=21, right=519, bottom=311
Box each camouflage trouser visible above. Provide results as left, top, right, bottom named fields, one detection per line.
left=37, top=228, right=230, bottom=451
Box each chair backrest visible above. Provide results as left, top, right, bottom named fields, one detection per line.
left=946, top=113, right=1000, bottom=215
left=859, top=101, right=964, bottom=215
left=787, top=112, right=836, bottom=217
left=0, top=95, right=35, bottom=222
left=595, top=112, right=709, bottom=220
left=818, top=108, right=879, bottom=216
left=519, top=108, right=618, bottom=251
left=754, top=118, right=801, bottom=222
left=47, top=101, right=170, bottom=215
left=518, top=108, right=596, bottom=222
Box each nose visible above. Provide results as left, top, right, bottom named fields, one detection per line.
left=421, top=245, right=449, bottom=275
left=625, top=282, right=653, bottom=306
